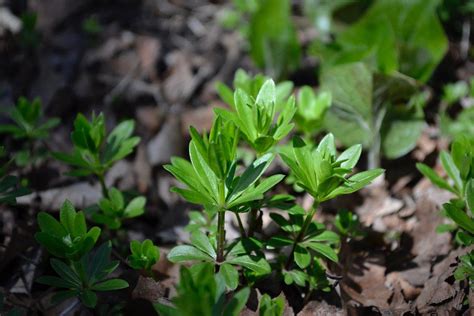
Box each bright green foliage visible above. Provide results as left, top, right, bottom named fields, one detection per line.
left=418, top=136, right=474, bottom=287
left=294, top=86, right=332, bottom=135
left=168, top=232, right=271, bottom=290
left=442, top=79, right=472, bottom=105
left=269, top=210, right=339, bottom=268
left=128, top=239, right=160, bottom=272
left=154, top=263, right=250, bottom=316
left=440, top=78, right=474, bottom=141
left=35, top=200, right=101, bottom=261
left=334, top=210, right=364, bottom=239
left=215, top=79, right=296, bottom=154
left=53, top=113, right=140, bottom=178
left=37, top=242, right=129, bottom=308
left=216, top=69, right=293, bottom=112
left=417, top=136, right=474, bottom=199
left=259, top=294, right=285, bottom=316
left=92, top=187, right=146, bottom=229
left=0, top=97, right=59, bottom=166
left=220, top=0, right=300, bottom=79
left=454, top=252, right=474, bottom=288
left=189, top=116, right=239, bottom=181
left=0, top=147, right=29, bottom=204
left=0, top=97, right=59, bottom=140
left=321, top=62, right=427, bottom=164
left=313, top=0, right=448, bottom=83
left=165, top=126, right=283, bottom=210
left=280, top=134, right=384, bottom=202
left=441, top=108, right=474, bottom=141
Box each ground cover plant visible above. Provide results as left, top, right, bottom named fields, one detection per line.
left=0, top=0, right=473, bottom=315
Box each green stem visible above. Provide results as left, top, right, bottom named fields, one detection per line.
left=217, top=210, right=226, bottom=263
left=285, top=201, right=319, bottom=270
left=97, top=172, right=109, bottom=198
left=235, top=212, right=247, bottom=238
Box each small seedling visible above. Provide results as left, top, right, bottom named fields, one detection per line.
left=0, top=147, right=29, bottom=204
left=0, top=97, right=59, bottom=167
left=53, top=113, right=140, bottom=197
left=92, top=187, right=146, bottom=230
left=35, top=200, right=101, bottom=261
left=128, top=239, right=160, bottom=276
left=37, top=242, right=129, bottom=308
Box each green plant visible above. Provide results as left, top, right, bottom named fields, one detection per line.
left=0, top=147, right=29, bottom=204
left=417, top=136, right=474, bottom=287
left=258, top=294, right=285, bottom=316
left=165, top=112, right=284, bottom=288
left=440, top=77, right=474, bottom=141
left=271, top=134, right=382, bottom=293
left=417, top=136, right=473, bottom=200
left=334, top=209, right=365, bottom=239
left=35, top=200, right=101, bottom=261
left=321, top=62, right=428, bottom=168
left=154, top=263, right=250, bottom=316
left=220, top=0, right=300, bottom=79
left=37, top=242, right=129, bottom=308
left=82, top=16, right=102, bottom=36
left=92, top=187, right=146, bottom=230
left=53, top=113, right=140, bottom=197
left=294, top=86, right=332, bottom=137
left=216, top=69, right=293, bottom=112
left=0, top=97, right=59, bottom=167
left=215, top=78, right=296, bottom=155
left=313, top=0, right=448, bottom=83
left=20, top=12, right=40, bottom=49
left=128, top=239, right=160, bottom=275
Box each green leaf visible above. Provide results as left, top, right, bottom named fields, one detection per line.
left=50, top=259, right=81, bottom=287
left=229, top=153, right=274, bottom=197
left=322, top=63, right=373, bottom=148
left=92, top=279, right=129, bottom=291
left=227, top=255, right=271, bottom=275
left=416, top=163, right=457, bottom=194
left=336, top=144, right=362, bottom=169
left=444, top=203, right=474, bottom=235
left=294, top=245, right=311, bottom=269
left=191, top=231, right=216, bottom=260
left=255, top=79, right=276, bottom=106
left=37, top=212, right=66, bottom=237
left=80, top=290, right=98, bottom=308
left=223, top=287, right=250, bottom=316
left=124, top=196, right=146, bottom=218
left=167, top=245, right=214, bottom=263
left=440, top=151, right=463, bottom=193
left=218, top=263, right=239, bottom=290
left=36, top=275, right=76, bottom=288
left=466, top=180, right=474, bottom=216
left=305, top=242, right=338, bottom=262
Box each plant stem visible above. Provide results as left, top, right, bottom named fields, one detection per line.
left=285, top=201, right=319, bottom=270
left=97, top=172, right=108, bottom=198
left=235, top=212, right=247, bottom=238
left=217, top=210, right=226, bottom=263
